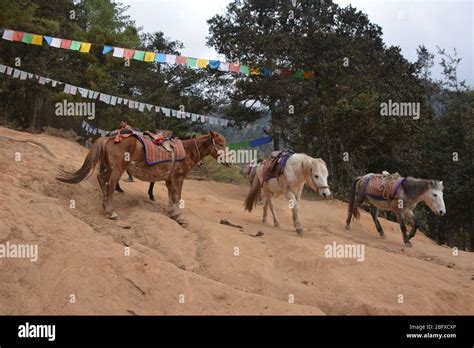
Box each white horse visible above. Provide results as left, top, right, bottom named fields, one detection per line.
left=244, top=153, right=331, bottom=235
left=346, top=173, right=446, bottom=246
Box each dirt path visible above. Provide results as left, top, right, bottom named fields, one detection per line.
left=0, top=127, right=473, bottom=315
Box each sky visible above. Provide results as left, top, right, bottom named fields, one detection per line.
left=120, top=0, right=473, bottom=86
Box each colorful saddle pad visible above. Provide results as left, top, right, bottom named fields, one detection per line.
left=262, top=150, right=294, bottom=183
left=136, top=135, right=186, bottom=165
left=364, top=174, right=405, bottom=200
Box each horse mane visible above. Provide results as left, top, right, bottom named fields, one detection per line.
left=402, top=177, right=443, bottom=199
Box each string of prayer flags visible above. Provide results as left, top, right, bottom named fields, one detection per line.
left=2, top=27, right=315, bottom=79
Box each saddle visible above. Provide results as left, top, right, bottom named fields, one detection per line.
left=143, top=129, right=175, bottom=152
left=364, top=171, right=405, bottom=201
left=262, top=149, right=295, bottom=183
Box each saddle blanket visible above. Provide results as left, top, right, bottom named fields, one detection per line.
left=113, top=131, right=186, bottom=165
left=364, top=174, right=405, bottom=201
left=137, top=135, right=186, bottom=165
left=263, top=150, right=294, bottom=183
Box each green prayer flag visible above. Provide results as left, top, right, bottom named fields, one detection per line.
left=229, top=141, right=251, bottom=150
left=70, top=40, right=81, bottom=51
left=133, top=50, right=145, bottom=61
left=292, top=70, right=304, bottom=78
left=22, top=33, right=32, bottom=44
left=186, top=58, right=197, bottom=68
left=239, top=65, right=250, bottom=75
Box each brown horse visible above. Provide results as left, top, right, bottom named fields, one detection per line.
left=57, top=131, right=230, bottom=225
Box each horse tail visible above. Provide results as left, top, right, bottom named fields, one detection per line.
left=244, top=171, right=262, bottom=212
left=56, top=137, right=107, bottom=184
left=347, top=177, right=361, bottom=220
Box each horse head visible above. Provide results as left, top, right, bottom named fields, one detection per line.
left=304, top=158, right=331, bottom=198
left=209, top=130, right=232, bottom=167
left=422, top=180, right=446, bottom=216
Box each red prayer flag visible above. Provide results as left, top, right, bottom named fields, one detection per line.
left=281, top=68, right=293, bottom=77
left=229, top=63, right=240, bottom=73
left=13, top=31, right=24, bottom=41
left=60, top=39, right=72, bottom=49
left=176, top=56, right=187, bottom=65
left=123, top=49, right=135, bottom=59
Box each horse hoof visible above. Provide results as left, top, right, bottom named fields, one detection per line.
left=345, top=224, right=351, bottom=230
left=404, top=241, right=413, bottom=247
left=149, top=196, right=155, bottom=201
left=274, top=223, right=280, bottom=228
left=262, top=219, right=268, bottom=224
left=176, top=217, right=188, bottom=227
left=110, top=212, right=119, bottom=220
left=296, top=228, right=304, bottom=235
left=380, top=234, right=386, bottom=239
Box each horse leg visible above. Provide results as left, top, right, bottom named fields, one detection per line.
left=370, top=207, right=385, bottom=238
left=262, top=193, right=269, bottom=224
left=148, top=182, right=155, bottom=201
left=407, top=211, right=418, bottom=241
left=104, top=169, right=123, bottom=220
left=268, top=194, right=280, bottom=228
left=396, top=212, right=411, bottom=246
left=171, top=175, right=187, bottom=227
left=165, top=179, right=177, bottom=217
left=287, top=191, right=303, bottom=235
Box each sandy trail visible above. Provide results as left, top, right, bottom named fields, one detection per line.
left=0, top=127, right=473, bottom=315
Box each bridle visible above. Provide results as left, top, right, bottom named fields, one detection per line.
left=193, top=138, right=201, bottom=161
left=302, top=161, right=329, bottom=192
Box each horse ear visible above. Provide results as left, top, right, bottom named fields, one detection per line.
left=430, top=180, right=435, bottom=187
left=209, top=130, right=216, bottom=138
left=440, top=181, right=443, bottom=186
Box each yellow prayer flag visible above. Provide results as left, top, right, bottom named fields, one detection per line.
left=197, top=59, right=209, bottom=68
left=31, top=34, right=43, bottom=45
left=250, top=66, right=261, bottom=75
left=144, top=51, right=156, bottom=62
left=80, top=42, right=91, bottom=53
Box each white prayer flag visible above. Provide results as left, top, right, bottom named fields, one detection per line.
left=78, top=87, right=89, bottom=98
left=13, top=69, right=21, bottom=79
left=113, top=47, right=125, bottom=58
left=128, top=100, right=135, bottom=108
left=138, top=102, right=145, bottom=112
left=218, top=62, right=230, bottom=72
left=50, top=37, right=62, bottom=48
left=6, top=67, right=13, bottom=75
left=0, top=65, right=6, bottom=74
left=219, top=118, right=229, bottom=127
left=82, top=120, right=87, bottom=128
left=51, top=80, right=58, bottom=87
left=2, top=30, right=14, bottom=41
left=110, top=96, right=117, bottom=105
left=69, top=85, right=77, bottom=95
left=145, top=104, right=153, bottom=111
left=161, top=107, right=171, bottom=117
left=20, top=71, right=28, bottom=80
left=165, top=54, right=176, bottom=64
left=117, top=97, right=123, bottom=104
